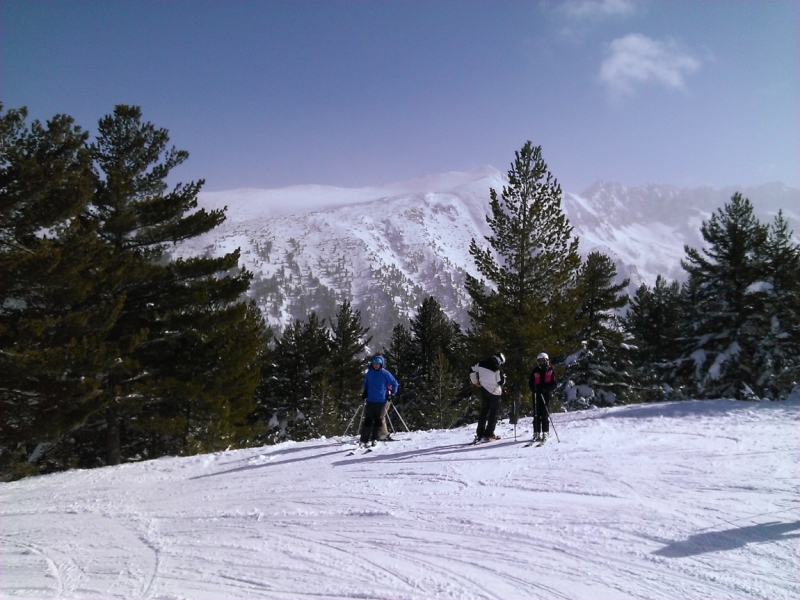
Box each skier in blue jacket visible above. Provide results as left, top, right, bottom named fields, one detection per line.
left=361, top=356, right=399, bottom=446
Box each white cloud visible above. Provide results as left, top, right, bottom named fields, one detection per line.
left=599, top=34, right=701, bottom=97
left=561, top=0, right=637, bottom=21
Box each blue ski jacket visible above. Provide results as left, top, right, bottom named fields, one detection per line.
left=363, top=366, right=399, bottom=403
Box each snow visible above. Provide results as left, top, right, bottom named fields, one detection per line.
left=175, top=171, right=800, bottom=341
left=691, top=349, right=708, bottom=372
left=197, top=167, right=504, bottom=222
left=176, top=168, right=505, bottom=335
left=708, top=342, right=741, bottom=380
left=746, top=282, right=773, bottom=294
left=575, top=219, right=689, bottom=285
left=2, top=399, right=797, bottom=599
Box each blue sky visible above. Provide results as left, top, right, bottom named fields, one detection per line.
left=3, top=0, right=798, bottom=193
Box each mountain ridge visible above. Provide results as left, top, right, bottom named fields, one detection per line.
left=177, top=169, right=799, bottom=346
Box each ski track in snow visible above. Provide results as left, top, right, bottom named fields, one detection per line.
left=1, top=399, right=798, bottom=600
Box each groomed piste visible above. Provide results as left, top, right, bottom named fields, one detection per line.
left=2, top=398, right=798, bottom=600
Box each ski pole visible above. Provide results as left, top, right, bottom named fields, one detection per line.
left=539, top=393, right=560, bottom=443
left=385, top=404, right=396, bottom=434
left=391, top=401, right=411, bottom=432
left=342, top=402, right=364, bottom=437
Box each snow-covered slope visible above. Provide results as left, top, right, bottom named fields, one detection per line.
left=177, top=169, right=799, bottom=343
left=565, top=180, right=800, bottom=286
left=2, top=399, right=797, bottom=599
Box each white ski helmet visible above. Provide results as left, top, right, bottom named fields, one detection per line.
left=495, top=352, right=506, bottom=365
left=537, top=352, right=549, bottom=361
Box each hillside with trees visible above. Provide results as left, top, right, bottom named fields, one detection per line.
left=2, top=108, right=797, bottom=480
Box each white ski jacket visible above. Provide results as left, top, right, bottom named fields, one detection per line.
left=471, top=360, right=505, bottom=396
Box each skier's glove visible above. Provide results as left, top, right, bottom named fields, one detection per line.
left=362, top=389, right=368, bottom=400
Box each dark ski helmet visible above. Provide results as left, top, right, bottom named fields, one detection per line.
left=494, top=353, right=506, bottom=365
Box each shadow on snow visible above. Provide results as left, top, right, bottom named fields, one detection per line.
left=192, top=438, right=517, bottom=478
left=332, top=439, right=520, bottom=467
left=653, top=520, right=800, bottom=558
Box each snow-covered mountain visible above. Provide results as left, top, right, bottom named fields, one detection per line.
left=2, top=399, right=797, bottom=599
left=179, top=168, right=503, bottom=343
left=567, top=179, right=800, bottom=286
left=178, top=168, right=799, bottom=344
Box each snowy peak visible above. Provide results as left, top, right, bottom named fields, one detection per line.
left=198, top=166, right=506, bottom=221
left=181, top=169, right=508, bottom=343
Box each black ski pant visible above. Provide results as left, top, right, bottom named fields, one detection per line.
left=360, top=401, right=386, bottom=444
left=533, top=392, right=550, bottom=434
left=476, top=389, right=501, bottom=439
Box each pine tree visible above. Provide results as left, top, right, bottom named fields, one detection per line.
left=325, top=300, right=371, bottom=436
left=247, top=324, right=277, bottom=440
left=625, top=276, right=682, bottom=365
left=563, top=252, right=633, bottom=407
left=410, top=296, right=462, bottom=386
left=0, top=107, right=122, bottom=476
left=82, top=105, right=259, bottom=465
left=680, top=192, right=769, bottom=399
left=1, top=105, right=266, bottom=475
left=623, top=275, right=683, bottom=401
left=403, top=296, right=467, bottom=429
left=259, top=319, right=303, bottom=443
left=385, top=323, right=416, bottom=425
left=130, top=300, right=268, bottom=457
left=574, top=252, right=629, bottom=340
left=753, top=212, right=800, bottom=398
left=427, top=350, right=463, bottom=429
left=466, top=141, right=581, bottom=406
left=261, top=313, right=332, bottom=441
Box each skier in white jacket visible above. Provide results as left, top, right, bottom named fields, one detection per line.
left=469, top=353, right=506, bottom=443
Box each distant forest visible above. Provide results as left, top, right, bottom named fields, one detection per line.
left=2, top=106, right=798, bottom=479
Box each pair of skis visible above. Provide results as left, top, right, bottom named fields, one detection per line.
left=523, top=437, right=548, bottom=448
left=345, top=441, right=391, bottom=456
left=346, top=447, right=373, bottom=456
left=469, top=435, right=548, bottom=448
left=346, top=444, right=375, bottom=456
left=469, top=434, right=548, bottom=447
left=344, top=435, right=401, bottom=456
left=471, top=436, right=500, bottom=446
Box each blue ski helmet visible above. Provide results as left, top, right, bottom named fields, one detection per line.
left=370, top=355, right=384, bottom=366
